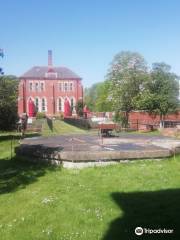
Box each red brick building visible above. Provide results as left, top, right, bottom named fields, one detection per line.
left=18, top=51, right=83, bottom=117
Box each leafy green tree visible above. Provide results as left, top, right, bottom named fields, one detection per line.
left=95, top=80, right=113, bottom=112
left=107, top=51, right=148, bottom=121
left=113, top=111, right=128, bottom=127
left=84, top=81, right=113, bottom=112
left=0, top=49, right=4, bottom=75
left=135, top=63, right=179, bottom=124
left=84, top=83, right=101, bottom=111
left=84, top=83, right=99, bottom=111
left=76, top=99, right=84, bottom=117
left=0, top=75, right=19, bottom=130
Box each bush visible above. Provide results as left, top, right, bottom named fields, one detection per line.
left=0, top=76, right=19, bottom=130
left=36, top=112, right=46, bottom=119
left=64, top=118, right=91, bottom=129
left=76, top=100, right=84, bottom=117
left=113, top=111, right=128, bottom=128
left=52, top=113, right=64, bottom=120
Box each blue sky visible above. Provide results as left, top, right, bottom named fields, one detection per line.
left=1, top=0, right=180, bottom=87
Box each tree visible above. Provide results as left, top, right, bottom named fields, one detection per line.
left=85, top=81, right=113, bottom=112
left=107, top=51, right=148, bottom=121
left=0, top=48, right=4, bottom=75
left=76, top=99, right=84, bottom=117
left=95, top=80, right=113, bottom=112
left=135, top=62, right=179, bottom=124
left=84, top=82, right=102, bottom=111
left=0, top=75, right=19, bottom=130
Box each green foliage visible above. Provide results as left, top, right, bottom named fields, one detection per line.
left=0, top=76, right=19, bottom=130
left=36, top=112, right=46, bottom=119
left=84, top=81, right=112, bottom=112
left=84, top=83, right=101, bottom=111
left=42, top=119, right=86, bottom=136
left=106, top=52, right=179, bottom=120
left=135, top=62, right=179, bottom=119
left=107, top=51, right=148, bottom=116
left=76, top=99, right=84, bottom=116
left=95, top=81, right=113, bottom=112
left=85, top=51, right=179, bottom=120
left=59, top=112, right=64, bottom=120
left=113, top=111, right=128, bottom=127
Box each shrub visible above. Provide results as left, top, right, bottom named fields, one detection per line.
left=113, top=111, right=128, bottom=128
left=76, top=100, right=84, bottom=117
left=36, top=112, right=46, bottom=119
left=0, top=76, right=19, bottom=130
left=52, top=113, right=64, bottom=120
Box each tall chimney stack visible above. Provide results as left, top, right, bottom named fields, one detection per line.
left=48, top=50, right=53, bottom=67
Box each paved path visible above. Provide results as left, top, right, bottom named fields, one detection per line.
left=21, top=133, right=179, bottom=152
left=15, top=133, right=180, bottom=164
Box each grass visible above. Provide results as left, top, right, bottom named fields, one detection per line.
left=27, top=118, right=171, bottom=138
left=37, top=118, right=87, bottom=136
left=132, top=130, right=161, bottom=136
left=119, top=129, right=162, bottom=136
left=0, top=122, right=180, bottom=239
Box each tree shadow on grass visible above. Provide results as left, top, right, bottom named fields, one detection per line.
left=0, top=133, right=41, bottom=142
left=47, top=117, right=53, bottom=131
left=103, top=189, right=180, bottom=240
left=0, top=155, right=60, bottom=194
left=0, top=135, right=20, bottom=142
left=15, top=144, right=63, bottom=159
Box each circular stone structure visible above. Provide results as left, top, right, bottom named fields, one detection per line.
left=16, top=133, right=180, bottom=168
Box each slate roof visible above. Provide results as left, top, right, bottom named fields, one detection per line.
left=20, top=66, right=81, bottom=79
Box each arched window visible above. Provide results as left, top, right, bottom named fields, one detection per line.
left=35, top=98, right=39, bottom=112
left=70, top=98, right=75, bottom=112
left=70, top=82, right=73, bottom=91
left=29, top=82, right=33, bottom=91
left=42, top=98, right=46, bottom=112
left=71, top=98, right=74, bottom=108
left=58, top=98, right=62, bottom=111
left=35, top=82, right=39, bottom=92
left=64, top=83, right=68, bottom=92
left=40, top=82, right=44, bottom=91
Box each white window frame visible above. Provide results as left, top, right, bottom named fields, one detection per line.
left=70, top=97, right=76, bottom=111
left=41, top=97, right=47, bottom=112
left=69, top=82, right=73, bottom=91
left=57, top=97, right=64, bottom=112
left=35, top=82, right=39, bottom=92
left=35, top=97, right=39, bottom=112
left=40, top=81, right=45, bottom=91
left=64, top=82, right=68, bottom=92
left=29, top=82, right=33, bottom=91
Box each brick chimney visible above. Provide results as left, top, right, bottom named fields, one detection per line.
left=48, top=50, right=53, bottom=67
left=48, top=50, right=55, bottom=73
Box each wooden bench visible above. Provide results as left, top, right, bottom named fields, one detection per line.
left=98, top=123, right=117, bottom=137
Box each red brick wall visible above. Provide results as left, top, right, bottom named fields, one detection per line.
left=18, top=78, right=83, bottom=116
left=129, top=111, right=180, bottom=130
left=129, top=111, right=180, bottom=122
left=86, top=111, right=180, bottom=130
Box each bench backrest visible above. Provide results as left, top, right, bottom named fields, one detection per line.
left=98, top=123, right=116, bottom=129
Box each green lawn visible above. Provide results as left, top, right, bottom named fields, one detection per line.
left=0, top=123, right=180, bottom=240
left=40, top=119, right=87, bottom=136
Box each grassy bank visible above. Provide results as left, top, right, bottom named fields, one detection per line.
left=41, top=119, right=87, bottom=136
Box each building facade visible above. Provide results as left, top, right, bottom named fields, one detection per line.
left=18, top=51, right=83, bottom=117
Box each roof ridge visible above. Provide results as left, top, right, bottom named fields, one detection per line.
left=32, top=66, right=71, bottom=68
left=20, top=66, right=81, bottom=79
